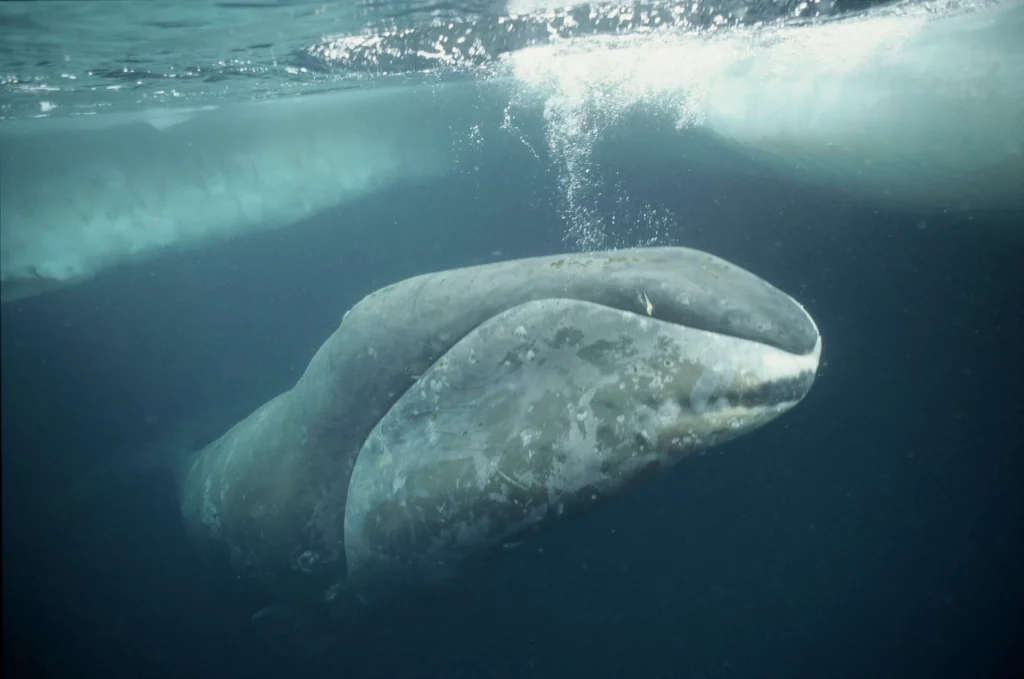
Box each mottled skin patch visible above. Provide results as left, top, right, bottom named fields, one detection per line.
left=546, top=326, right=585, bottom=350
left=576, top=336, right=639, bottom=368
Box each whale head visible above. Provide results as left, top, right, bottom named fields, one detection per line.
left=337, top=247, right=820, bottom=604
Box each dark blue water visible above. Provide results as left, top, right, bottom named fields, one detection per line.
left=3, top=0, right=1023, bottom=677
left=2, top=140, right=1022, bottom=678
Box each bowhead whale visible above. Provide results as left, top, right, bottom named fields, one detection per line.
left=173, top=247, right=821, bottom=615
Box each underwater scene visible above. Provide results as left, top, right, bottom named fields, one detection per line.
left=1, top=1, right=1022, bottom=677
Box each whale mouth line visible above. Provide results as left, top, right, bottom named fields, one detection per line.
left=463, top=293, right=823, bottom=359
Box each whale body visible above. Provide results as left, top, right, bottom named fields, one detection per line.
left=175, top=247, right=821, bottom=613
